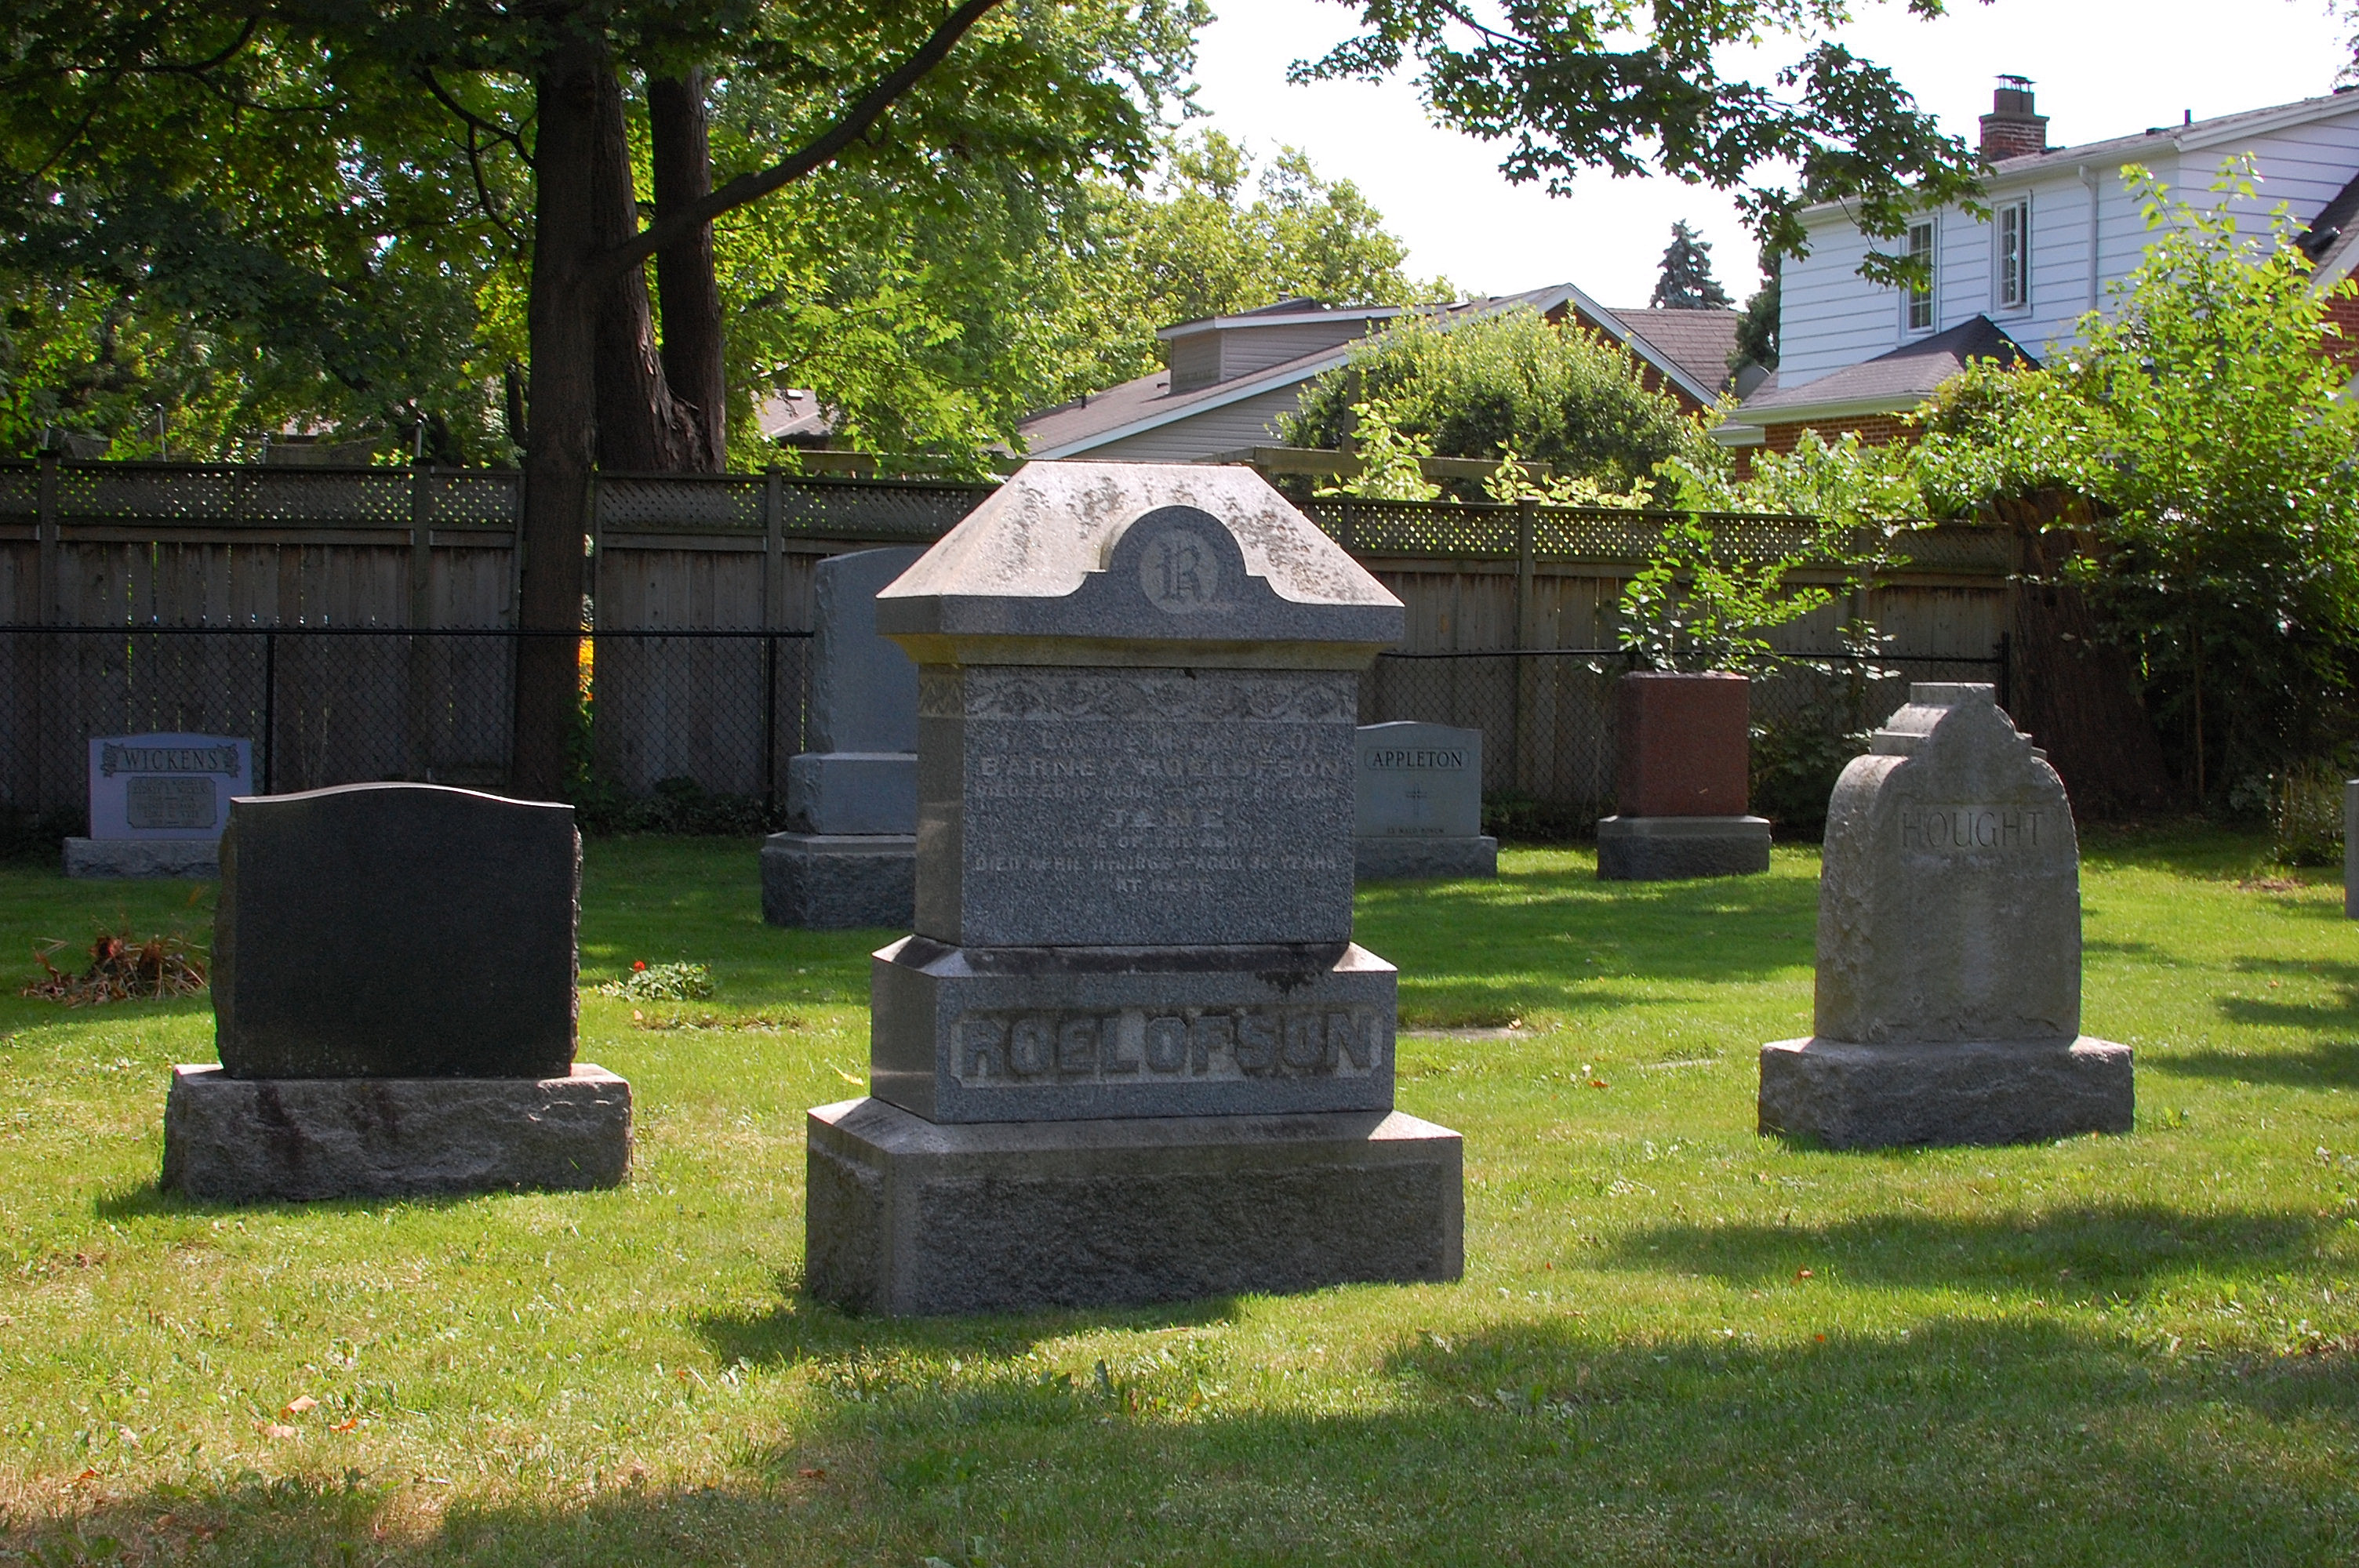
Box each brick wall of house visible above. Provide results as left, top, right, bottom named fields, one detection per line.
left=2324, top=290, right=2359, bottom=372
left=1761, top=414, right=1914, bottom=453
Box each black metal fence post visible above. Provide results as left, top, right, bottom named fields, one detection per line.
left=260, top=627, right=276, bottom=795
left=763, top=632, right=779, bottom=810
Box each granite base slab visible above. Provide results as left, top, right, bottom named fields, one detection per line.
left=162, top=1063, right=631, bottom=1202
left=1354, top=835, right=1498, bottom=881
left=805, top=1096, right=1463, bottom=1316
left=870, top=935, right=1398, bottom=1122
left=66, top=837, right=220, bottom=879
left=1596, top=815, right=1771, bottom=881
left=761, top=832, right=914, bottom=928
left=787, top=751, right=916, bottom=836
left=1757, top=1036, right=2133, bottom=1149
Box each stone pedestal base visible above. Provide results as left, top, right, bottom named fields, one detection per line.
left=787, top=751, right=916, bottom=836
left=870, top=937, right=1397, bottom=1123
left=805, top=1097, right=1463, bottom=1316
left=66, top=837, right=219, bottom=879
left=162, top=1064, right=631, bottom=1201
left=1596, top=815, right=1770, bottom=880
left=1757, top=1036, right=2133, bottom=1149
left=761, top=832, right=914, bottom=928
left=1354, top=835, right=1498, bottom=881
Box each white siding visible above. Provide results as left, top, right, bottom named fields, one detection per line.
left=1773, top=96, right=2359, bottom=390
left=1078, top=384, right=1315, bottom=462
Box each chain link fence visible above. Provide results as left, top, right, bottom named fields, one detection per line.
left=0, top=627, right=812, bottom=837
left=2, top=626, right=2002, bottom=843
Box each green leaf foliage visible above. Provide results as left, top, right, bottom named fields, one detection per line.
left=1280, top=307, right=1716, bottom=491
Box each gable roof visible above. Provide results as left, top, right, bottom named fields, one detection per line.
left=1728, top=315, right=2034, bottom=427
left=1612, top=308, right=1743, bottom=400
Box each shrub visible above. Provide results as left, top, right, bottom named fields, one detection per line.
left=1279, top=306, right=1714, bottom=492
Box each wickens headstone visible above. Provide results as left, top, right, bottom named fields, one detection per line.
left=764, top=546, right=928, bottom=928
left=1757, top=684, right=2132, bottom=1148
left=65, top=732, right=252, bottom=880
left=163, top=783, right=631, bottom=1200
left=1354, top=721, right=1497, bottom=880
left=805, top=462, right=1464, bottom=1316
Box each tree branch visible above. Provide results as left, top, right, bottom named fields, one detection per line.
left=595, top=0, right=1004, bottom=281
left=418, top=67, right=529, bottom=160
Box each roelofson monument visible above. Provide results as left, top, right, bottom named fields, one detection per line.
left=1757, top=684, right=2133, bottom=1149
left=805, top=462, right=1464, bottom=1315
left=762, top=546, right=925, bottom=927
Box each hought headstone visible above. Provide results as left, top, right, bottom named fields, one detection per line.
left=1757, top=684, right=2133, bottom=1149
left=1595, top=672, right=1771, bottom=880
left=163, top=783, right=631, bottom=1201
left=64, top=732, right=252, bottom=880
left=805, top=461, right=1463, bottom=1316
left=763, top=546, right=925, bottom=928
left=1353, top=721, right=1497, bottom=880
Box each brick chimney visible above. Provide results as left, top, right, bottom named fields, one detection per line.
left=1979, top=74, right=2048, bottom=162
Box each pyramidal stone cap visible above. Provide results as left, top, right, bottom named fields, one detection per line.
left=875, top=462, right=1403, bottom=664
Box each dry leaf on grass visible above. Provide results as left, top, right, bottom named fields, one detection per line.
left=257, top=1422, right=298, bottom=1439
left=22, top=929, right=207, bottom=1004
left=283, top=1396, right=317, bottom=1415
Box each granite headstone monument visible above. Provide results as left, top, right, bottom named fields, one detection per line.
left=163, top=782, right=631, bottom=1200
left=805, top=462, right=1464, bottom=1315
left=763, top=546, right=925, bottom=927
left=1757, top=684, right=2133, bottom=1148
left=65, top=732, right=252, bottom=879
left=1597, top=672, right=1771, bottom=880
left=1353, top=721, right=1497, bottom=879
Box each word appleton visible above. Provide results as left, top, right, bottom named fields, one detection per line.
left=956, top=1006, right=1387, bottom=1086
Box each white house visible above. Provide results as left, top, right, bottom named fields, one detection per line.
left=1018, top=288, right=1743, bottom=462
left=1720, top=79, right=2359, bottom=455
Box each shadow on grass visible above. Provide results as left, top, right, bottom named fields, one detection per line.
left=89, top=1179, right=565, bottom=1221
left=19, top=1314, right=2358, bottom=1566
left=692, top=1283, right=1244, bottom=1370
left=1361, top=862, right=1820, bottom=1026
left=1596, top=1203, right=2324, bottom=1298
left=2125, top=956, right=2359, bottom=1087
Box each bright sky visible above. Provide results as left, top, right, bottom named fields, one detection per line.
left=1188, top=0, right=2354, bottom=307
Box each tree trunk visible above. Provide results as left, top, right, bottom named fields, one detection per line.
left=590, top=56, right=701, bottom=472
left=649, top=70, right=728, bottom=471
left=513, top=35, right=604, bottom=800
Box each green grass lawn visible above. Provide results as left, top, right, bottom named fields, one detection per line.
left=3, top=830, right=2357, bottom=1565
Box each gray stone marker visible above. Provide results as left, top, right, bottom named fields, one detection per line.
left=164, top=782, right=630, bottom=1200
left=806, top=461, right=1463, bottom=1315
left=1757, top=684, right=2133, bottom=1149
left=763, top=546, right=925, bottom=928
left=2345, top=780, right=2357, bottom=920
left=65, top=731, right=251, bottom=879
left=1354, top=721, right=1497, bottom=880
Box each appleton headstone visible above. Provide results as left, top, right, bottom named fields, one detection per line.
left=1354, top=721, right=1496, bottom=879
left=1596, top=672, right=1770, bottom=880
left=64, top=732, right=252, bottom=879
left=1757, top=684, right=2132, bottom=1148
left=162, top=782, right=631, bottom=1200
left=804, top=462, right=1463, bottom=1315
left=763, top=546, right=925, bottom=927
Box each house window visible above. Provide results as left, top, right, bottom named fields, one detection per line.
left=1997, top=198, right=2030, bottom=310
left=1906, top=220, right=1936, bottom=331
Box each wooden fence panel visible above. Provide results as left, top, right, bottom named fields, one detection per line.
left=0, top=460, right=2018, bottom=818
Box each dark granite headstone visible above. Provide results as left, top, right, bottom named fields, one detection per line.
left=213, top=783, right=580, bottom=1079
